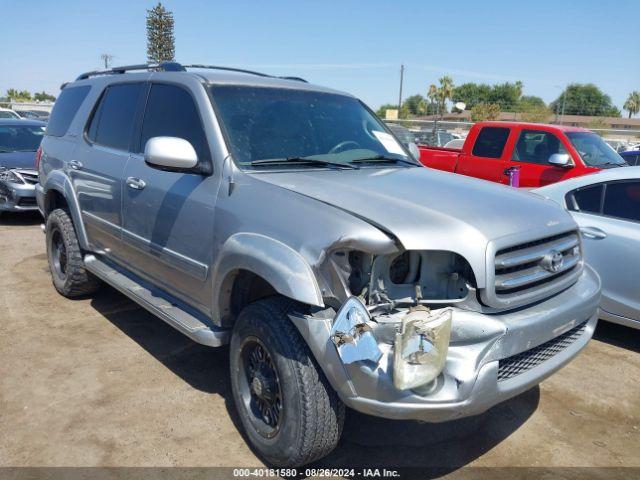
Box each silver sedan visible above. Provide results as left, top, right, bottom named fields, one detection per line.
left=534, top=167, right=640, bottom=329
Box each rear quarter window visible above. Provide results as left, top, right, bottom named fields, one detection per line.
left=472, top=127, right=510, bottom=159
left=46, top=85, right=91, bottom=137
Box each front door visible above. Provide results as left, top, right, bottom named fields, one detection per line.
left=509, top=129, right=574, bottom=187
left=120, top=82, right=218, bottom=313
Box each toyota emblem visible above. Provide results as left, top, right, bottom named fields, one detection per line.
left=541, top=250, right=564, bottom=273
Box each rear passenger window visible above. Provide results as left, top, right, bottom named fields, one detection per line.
left=46, top=86, right=90, bottom=137
left=139, top=84, right=209, bottom=161
left=86, top=83, right=145, bottom=151
left=603, top=181, right=640, bottom=222
left=472, top=127, right=510, bottom=159
left=568, top=184, right=603, bottom=213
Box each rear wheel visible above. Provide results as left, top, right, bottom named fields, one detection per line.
left=230, top=297, right=344, bottom=467
left=46, top=208, right=100, bottom=297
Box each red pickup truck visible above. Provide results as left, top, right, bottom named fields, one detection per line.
left=418, top=121, right=628, bottom=187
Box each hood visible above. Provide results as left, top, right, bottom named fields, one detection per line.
left=252, top=167, right=577, bottom=279
left=0, top=151, right=37, bottom=170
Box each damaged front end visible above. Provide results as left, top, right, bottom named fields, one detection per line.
left=322, top=248, right=479, bottom=393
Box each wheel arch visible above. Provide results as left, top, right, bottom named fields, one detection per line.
left=42, top=172, right=89, bottom=250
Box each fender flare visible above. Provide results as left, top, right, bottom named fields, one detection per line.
left=41, top=172, right=90, bottom=250
left=212, top=233, right=324, bottom=325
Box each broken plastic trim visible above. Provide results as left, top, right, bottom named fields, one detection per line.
left=330, top=296, right=382, bottom=364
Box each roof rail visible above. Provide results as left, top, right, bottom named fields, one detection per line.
left=76, top=61, right=185, bottom=80
left=75, top=61, right=308, bottom=83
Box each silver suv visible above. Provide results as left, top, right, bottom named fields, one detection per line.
left=37, top=62, right=601, bottom=467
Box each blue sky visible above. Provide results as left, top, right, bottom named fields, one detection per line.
left=2, top=0, right=638, bottom=112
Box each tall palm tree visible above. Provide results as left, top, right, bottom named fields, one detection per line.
left=623, top=91, right=640, bottom=118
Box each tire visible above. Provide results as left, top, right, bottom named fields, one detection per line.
left=46, top=208, right=100, bottom=298
left=230, top=297, right=345, bottom=467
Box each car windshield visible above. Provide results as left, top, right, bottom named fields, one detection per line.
left=0, top=125, right=46, bottom=152
left=566, top=132, right=627, bottom=167
left=209, top=85, right=418, bottom=168
left=0, top=111, right=19, bottom=119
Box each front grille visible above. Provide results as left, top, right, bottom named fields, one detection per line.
left=493, top=230, right=581, bottom=300
left=18, top=197, right=37, bottom=207
left=497, top=321, right=588, bottom=381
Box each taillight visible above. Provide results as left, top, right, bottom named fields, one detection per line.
left=35, top=146, right=43, bottom=170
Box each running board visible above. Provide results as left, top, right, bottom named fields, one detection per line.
left=84, top=254, right=230, bottom=347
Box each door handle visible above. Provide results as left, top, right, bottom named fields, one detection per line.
left=580, top=226, right=607, bottom=240
left=126, top=177, right=146, bottom=190
left=69, top=160, right=83, bottom=170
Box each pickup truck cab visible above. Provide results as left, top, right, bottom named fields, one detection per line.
left=37, top=63, right=600, bottom=467
left=419, top=121, right=628, bottom=187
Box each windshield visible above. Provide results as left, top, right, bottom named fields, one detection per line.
left=209, top=86, right=417, bottom=168
left=566, top=132, right=627, bottom=167
left=0, top=110, right=20, bottom=119
left=0, top=125, right=46, bottom=152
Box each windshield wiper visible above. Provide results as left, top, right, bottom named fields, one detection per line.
left=250, top=157, right=358, bottom=169
left=350, top=154, right=416, bottom=166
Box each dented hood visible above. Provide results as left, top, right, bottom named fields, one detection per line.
left=253, top=167, right=576, bottom=281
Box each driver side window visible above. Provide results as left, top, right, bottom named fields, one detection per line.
left=512, top=130, right=567, bottom=165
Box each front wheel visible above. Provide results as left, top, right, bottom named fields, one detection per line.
left=230, top=297, right=345, bottom=467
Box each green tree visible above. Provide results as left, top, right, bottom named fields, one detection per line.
left=519, top=95, right=546, bottom=109
left=550, top=84, right=620, bottom=117
left=623, top=91, right=640, bottom=118
left=402, top=94, right=427, bottom=116
left=34, top=91, right=56, bottom=102
left=6, top=89, right=32, bottom=101
left=470, top=103, right=501, bottom=121
left=146, top=2, right=175, bottom=63
left=452, top=81, right=524, bottom=111
left=487, top=82, right=522, bottom=110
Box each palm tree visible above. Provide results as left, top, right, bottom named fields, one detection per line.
left=623, top=91, right=640, bottom=118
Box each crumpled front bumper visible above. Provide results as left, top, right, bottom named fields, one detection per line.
left=290, top=265, right=601, bottom=423
left=0, top=181, right=38, bottom=212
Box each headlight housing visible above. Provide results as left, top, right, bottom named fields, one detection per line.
left=393, top=307, right=452, bottom=390
left=0, top=168, right=21, bottom=184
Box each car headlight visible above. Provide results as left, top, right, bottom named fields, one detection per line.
left=0, top=168, right=21, bottom=184
left=393, top=307, right=452, bottom=390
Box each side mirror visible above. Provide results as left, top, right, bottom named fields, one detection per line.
left=144, top=136, right=198, bottom=171
left=407, top=141, right=420, bottom=160
left=548, top=153, right=572, bottom=168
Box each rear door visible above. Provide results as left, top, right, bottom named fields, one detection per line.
left=72, top=82, right=146, bottom=258
left=120, top=82, right=217, bottom=313
left=509, top=128, right=575, bottom=187
left=568, top=180, right=640, bottom=323
left=456, top=126, right=512, bottom=183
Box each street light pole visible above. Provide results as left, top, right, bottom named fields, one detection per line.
left=397, top=64, right=404, bottom=116
left=560, top=89, right=567, bottom=125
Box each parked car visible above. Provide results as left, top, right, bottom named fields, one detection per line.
left=17, top=110, right=50, bottom=123
left=534, top=167, right=640, bottom=329
left=415, top=129, right=456, bottom=147
left=0, top=119, right=45, bottom=214
left=37, top=62, right=600, bottom=467
left=385, top=123, right=420, bottom=158
left=0, top=108, right=22, bottom=120
left=419, top=122, right=629, bottom=187
left=620, top=149, right=640, bottom=166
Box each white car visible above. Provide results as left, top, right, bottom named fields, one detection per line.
left=0, top=108, right=21, bottom=120
left=534, top=167, right=640, bottom=329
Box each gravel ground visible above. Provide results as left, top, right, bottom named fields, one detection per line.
left=1, top=211, right=639, bottom=476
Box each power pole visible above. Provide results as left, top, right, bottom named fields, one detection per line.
left=397, top=64, right=405, bottom=117
left=560, top=89, right=567, bottom=125
left=101, top=54, right=114, bottom=69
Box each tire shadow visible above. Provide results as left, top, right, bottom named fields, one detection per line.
left=89, top=285, right=540, bottom=472
left=0, top=211, right=42, bottom=226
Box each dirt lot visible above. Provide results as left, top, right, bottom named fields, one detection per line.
left=1, top=212, right=639, bottom=474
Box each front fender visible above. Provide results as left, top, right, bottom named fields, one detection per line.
left=41, top=171, right=89, bottom=250
left=212, top=233, right=324, bottom=325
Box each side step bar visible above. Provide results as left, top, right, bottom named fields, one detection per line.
left=84, top=255, right=230, bottom=347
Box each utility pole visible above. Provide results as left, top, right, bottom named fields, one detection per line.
left=560, top=89, right=567, bottom=125
left=397, top=64, right=405, bottom=117
left=101, top=53, right=114, bottom=69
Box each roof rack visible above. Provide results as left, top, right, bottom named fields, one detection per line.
left=75, top=61, right=307, bottom=83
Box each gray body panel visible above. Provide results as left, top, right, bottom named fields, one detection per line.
left=37, top=68, right=601, bottom=422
